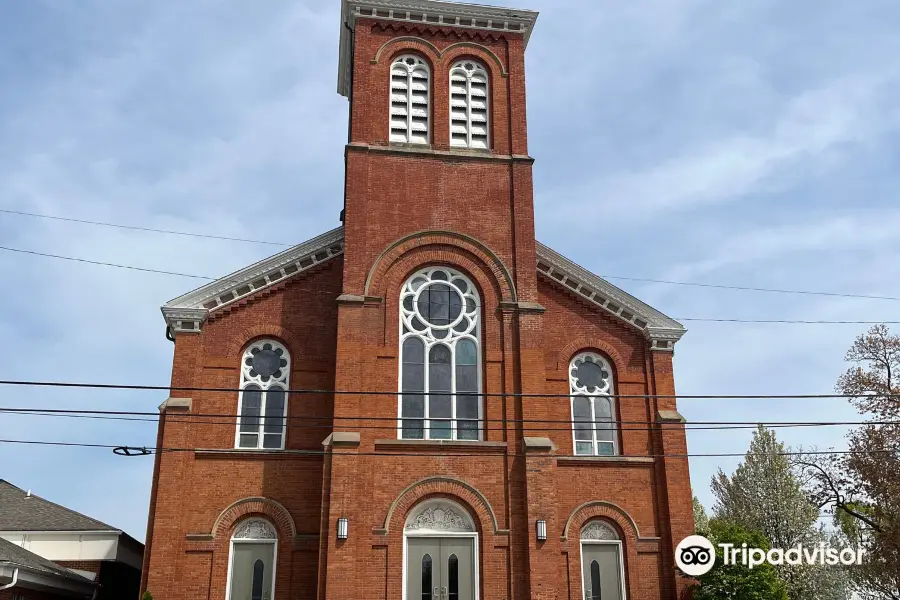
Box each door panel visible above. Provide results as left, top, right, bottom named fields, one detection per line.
left=407, top=538, right=441, bottom=600
left=230, top=543, right=275, bottom=600
left=407, top=538, right=475, bottom=600
left=580, top=544, right=623, bottom=600
left=440, top=538, right=474, bottom=600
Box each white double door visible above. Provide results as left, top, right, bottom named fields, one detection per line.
left=406, top=537, right=475, bottom=600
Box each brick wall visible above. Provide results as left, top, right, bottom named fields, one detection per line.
left=141, top=13, right=694, bottom=600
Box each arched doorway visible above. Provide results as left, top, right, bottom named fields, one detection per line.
left=403, top=499, right=478, bottom=600
left=226, top=518, right=277, bottom=600
left=579, top=520, right=625, bottom=600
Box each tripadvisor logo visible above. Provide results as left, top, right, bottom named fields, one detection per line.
left=675, top=534, right=866, bottom=576
left=676, top=535, right=717, bottom=576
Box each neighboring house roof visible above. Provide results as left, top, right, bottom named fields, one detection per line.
left=161, top=229, right=685, bottom=349
left=0, top=480, right=117, bottom=532
left=0, top=537, right=93, bottom=583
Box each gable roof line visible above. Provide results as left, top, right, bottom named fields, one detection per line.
left=160, top=229, right=684, bottom=348
left=534, top=243, right=685, bottom=349
left=0, top=480, right=117, bottom=533
left=162, top=227, right=345, bottom=333
left=0, top=537, right=95, bottom=585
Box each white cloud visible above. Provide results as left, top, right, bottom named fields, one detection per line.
left=541, top=71, right=899, bottom=225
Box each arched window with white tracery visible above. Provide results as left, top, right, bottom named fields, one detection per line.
left=236, top=340, right=290, bottom=450
left=570, top=352, right=617, bottom=456
left=390, top=55, right=430, bottom=144
left=450, top=60, right=489, bottom=149
left=399, top=267, right=481, bottom=440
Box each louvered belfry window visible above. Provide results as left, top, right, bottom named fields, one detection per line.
left=450, top=60, right=489, bottom=149
left=390, top=55, right=430, bottom=144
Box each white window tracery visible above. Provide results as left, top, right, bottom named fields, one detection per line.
left=398, top=267, right=481, bottom=440
left=236, top=340, right=290, bottom=450
left=449, top=60, right=489, bottom=149
left=233, top=519, right=277, bottom=540
left=405, top=500, right=475, bottom=533
left=390, top=55, right=430, bottom=144
left=570, top=352, right=617, bottom=456
left=580, top=520, right=619, bottom=541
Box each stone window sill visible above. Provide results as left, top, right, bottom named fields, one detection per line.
left=194, top=449, right=320, bottom=460
left=556, top=456, right=655, bottom=466
left=373, top=439, right=507, bottom=453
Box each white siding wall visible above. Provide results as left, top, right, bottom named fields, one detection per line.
left=0, top=532, right=121, bottom=562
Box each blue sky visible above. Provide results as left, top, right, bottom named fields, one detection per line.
left=1, top=0, right=898, bottom=541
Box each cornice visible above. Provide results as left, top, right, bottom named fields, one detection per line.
left=535, top=243, right=686, bottom=349
left=338, top=0, right=539, bottom=97
left=158, top=227, right=685, bottom=349
left=161, top=227, right=345, bottom=334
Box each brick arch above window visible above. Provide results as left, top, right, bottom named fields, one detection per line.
left=222, top=326, right=297, bottom=361
left=365, top=230, right=516, bottom=303
left=376, top=37, right=441, bottom=65
left=440, top=43, right=508, bottom=78
left=555, top=338, right=628, bottom=376
left=561, top=500, right=646, bottom=543
left=371, top=37, right=507, bottom=79
left=210, top=497, right=297, bottom=541
left=378, top=476, right=502, bottom=535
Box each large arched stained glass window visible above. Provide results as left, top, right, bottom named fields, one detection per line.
left=237, top=340, right=290, bottom=449
left=570, top=352, right=617, bottom=456
left=399, top=267, right=481, bottom=440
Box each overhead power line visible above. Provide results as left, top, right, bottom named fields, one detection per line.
left=596, top=273, right=900, bottom=302
left=676, top=318, right=900, bottom=324
left=2, top=232, right=899, bottom=305
left=0, top=208, right=291, bottom=247
left=0, top=245, right=890, bottom=324
left=0, top=437, right=893, bottom=460
left=2, top=378, right=898, bottom=399
left=0, top=246, right=214, bottom=280
left=3, top=408, right=891, bottom=432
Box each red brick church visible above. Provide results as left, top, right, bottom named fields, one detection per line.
left=141, top=1, right=695, bottom=598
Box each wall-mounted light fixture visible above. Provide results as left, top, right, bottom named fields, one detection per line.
left=337, top=518, right=349, bottom=540
left=536, top=519, right=547, bottom=542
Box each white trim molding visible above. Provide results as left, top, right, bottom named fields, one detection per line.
left=159, top=228, right=684, bottom=350
left=536, top=242, right=686, bottom=350
left=161, top=227, right=345, bottom=334
left=338, top=0, right=540, bottom=97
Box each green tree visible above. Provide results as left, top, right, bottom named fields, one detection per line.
left=693, top=495, right=710, bottom=534
left=799, top=325, right=900, bottom=599
left=712, top=425, right=851, bottom=600
left=690, top=519, right=788, bottom=600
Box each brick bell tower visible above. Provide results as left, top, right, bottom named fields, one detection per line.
left=325, top=0, right=550, bottom=598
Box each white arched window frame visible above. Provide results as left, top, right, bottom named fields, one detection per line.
left=390, top=55, right=430, bottom=144
left=226, top=519, right=278, bottom=600
left=398, top=267, right=482, bottom=441
left=236, top=340, right=290, bottom=450
left=569, top=352, right=617, bottom=456
left=449, top=60, right=489, bottom=149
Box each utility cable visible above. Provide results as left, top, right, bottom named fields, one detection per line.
left=0, top=208, right=291, bottom=247
left=2, top=409, right=890, bottom=432
left=1, top=378, right=898, bottom=399
left=0, top=437, right=893, bottom=460
left=0, top=408, right=894, bottom=430
left=2, top=237, right=899, bottom=304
